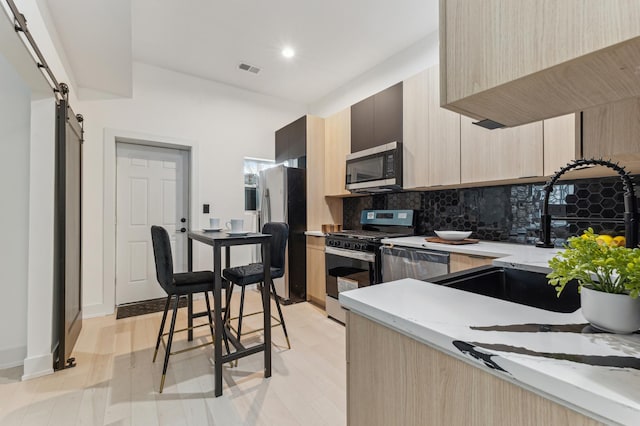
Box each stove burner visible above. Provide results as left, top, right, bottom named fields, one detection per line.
left=325, top=209, right=417, bottom=252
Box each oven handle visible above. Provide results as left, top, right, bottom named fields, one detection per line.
left=325, top=246, right=376, bottom=263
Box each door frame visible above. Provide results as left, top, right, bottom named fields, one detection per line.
left=98, top=128, right=198, bottom=317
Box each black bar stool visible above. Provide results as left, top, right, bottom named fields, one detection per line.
left=222, top=222, right=291, bottom=351
left=150, top=225, right=229, bottom=393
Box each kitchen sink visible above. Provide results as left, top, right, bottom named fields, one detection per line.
left=429, top=266, right=580, bottom=313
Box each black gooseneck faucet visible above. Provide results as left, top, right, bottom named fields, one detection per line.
left=537, top=158, right=639, bottom=249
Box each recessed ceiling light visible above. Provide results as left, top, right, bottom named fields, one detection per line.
left=281, top=47, right=295, bottom=58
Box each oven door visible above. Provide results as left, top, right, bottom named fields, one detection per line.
left=325, top=246, right=376, bottom=299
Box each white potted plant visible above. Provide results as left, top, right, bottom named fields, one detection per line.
left=547, top=228, right=640, bottom=334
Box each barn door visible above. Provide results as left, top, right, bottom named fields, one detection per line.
left=53, top=98, right=83, bottom=370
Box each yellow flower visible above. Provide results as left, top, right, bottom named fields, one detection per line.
left=612, top=236, right=626, bottom=247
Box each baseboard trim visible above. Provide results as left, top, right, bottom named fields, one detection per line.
left=0, top=345, right=27, bottom=370
left=83, top=290, right=230, bottom=320
left=22, top=352, right=54, bottom=380
left=83, top=302, right=115, bottom=319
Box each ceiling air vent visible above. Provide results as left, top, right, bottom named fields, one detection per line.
left=238, top=62, right=261, bottom=74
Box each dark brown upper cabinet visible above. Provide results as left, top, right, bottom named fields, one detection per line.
left=276, top=115, right=307, bottom=166
left=350, top=83, right=403, bottom=153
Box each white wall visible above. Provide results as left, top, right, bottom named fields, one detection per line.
left=77, top=62, right=306, bottom=316
left=23, top=97, right=56, bottom=379
left=3, top=0, right=437, bottom=375
left=309, top=31, right=439, bottom=118
left=2, top=0, right=305, bottom=375
left=0, top=52, right=31, bottom=368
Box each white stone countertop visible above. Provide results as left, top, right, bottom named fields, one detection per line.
left=304, top=231, right=326, bottom=237
left=340, top=279, right=640, bottom=426
left=380, top=236, right=563, bottom=273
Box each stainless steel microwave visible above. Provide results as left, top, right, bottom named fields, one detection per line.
left=345, top=141, right=402, bottom=193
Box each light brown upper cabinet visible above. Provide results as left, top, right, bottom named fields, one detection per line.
left=306, top=115, right=330, bottom=231
left=403, top=65, right=460, bottom=189
left=543, top=114, right=580, bottom=177
left=324, top=107, right=351, bottom=196
left=582, top=97, right=640, bottom=173
left=440, top=0, right=640, bottom=127
left=460, top=116, right=543, bottom=184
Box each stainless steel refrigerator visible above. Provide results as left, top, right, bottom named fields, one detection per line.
left=258, top=164, right=307, bottom=303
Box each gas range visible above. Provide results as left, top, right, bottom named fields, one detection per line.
left=324, top=209, right=417, bottom=323
left=326, top=210, right=417, bottom=252
left=326, top=230, right=412, bottom=252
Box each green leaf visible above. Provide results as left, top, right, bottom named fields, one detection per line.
left=547, top=229, right=640, bottom=298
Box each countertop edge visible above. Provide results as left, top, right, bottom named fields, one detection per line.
left=380, top=236, right=560, bottom=273
left=304, top=231, right=326, bottom=237
left=339, top=280, right=639, bottom=426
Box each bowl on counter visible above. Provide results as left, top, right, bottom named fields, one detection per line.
left=434, top=230, right=472, bottom=241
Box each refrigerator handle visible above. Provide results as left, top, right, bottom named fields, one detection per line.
left=263, top=188, right=271, bottom=224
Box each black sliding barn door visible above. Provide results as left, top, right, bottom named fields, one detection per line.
left=53, top=98, right=83, bottom=370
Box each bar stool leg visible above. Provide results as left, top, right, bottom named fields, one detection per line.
left=160, top=295, right=180, bottom=393
left=204, top=291, right=215, bottom=343
left=222, top=285, right=232, bottom=356
left=270, top=279, right=291, bottom=349
left=153, top=295, right=172, bottom=362
left=223, top=283, right=234, bottom=326
left=237, top=285, right=247, bottom=341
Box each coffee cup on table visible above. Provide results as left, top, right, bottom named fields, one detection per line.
left=226, top=219, right=244, bottom=233
left=209, top=217, right=220, bottom=228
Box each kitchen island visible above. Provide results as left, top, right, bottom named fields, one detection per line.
left=340, top=278, right=640, bottom=426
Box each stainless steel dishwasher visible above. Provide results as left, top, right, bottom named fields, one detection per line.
left=381, top=245, right=449, bottom=282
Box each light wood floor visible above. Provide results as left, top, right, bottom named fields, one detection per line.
left=0, top=290, right=347, bottom=426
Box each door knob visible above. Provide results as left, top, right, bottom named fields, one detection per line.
left=180, top=218, right=186, bottom=223
left=180, top=227, right=187, bottom=233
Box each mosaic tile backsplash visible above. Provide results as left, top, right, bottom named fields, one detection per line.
left=343, top=176, right=640, bottom=246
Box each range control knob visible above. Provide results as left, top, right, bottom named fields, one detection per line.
left=344, top=242, right=351, bottom=249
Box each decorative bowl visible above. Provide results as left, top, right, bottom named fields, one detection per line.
left=434, top=230, right=472, bottom=241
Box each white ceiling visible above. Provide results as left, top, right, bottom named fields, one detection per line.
left=40, top=0, right=439, bottom=104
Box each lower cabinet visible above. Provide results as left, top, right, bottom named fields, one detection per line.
left=449, top=253, right=495, bottom=273
left=306, top=236, right=326, bottom=308
left=346, top=312, right=602, bottom=426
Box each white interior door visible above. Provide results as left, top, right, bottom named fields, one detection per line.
left=116, top=142, right=189, bottom=305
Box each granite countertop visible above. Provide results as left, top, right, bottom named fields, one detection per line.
left=340, top=279, right=640, bottom=425
left=381, top=236, right=563, bottom=273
